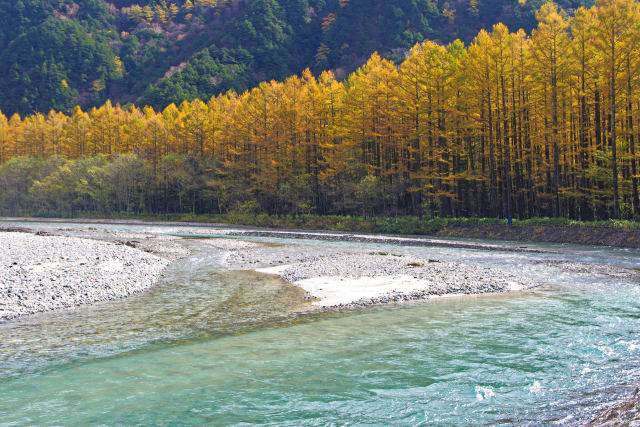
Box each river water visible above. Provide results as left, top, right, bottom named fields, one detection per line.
left=1, top=221, right=639, bottom=425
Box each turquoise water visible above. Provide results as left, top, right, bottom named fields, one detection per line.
left=1, top=222, right=640, bottom=425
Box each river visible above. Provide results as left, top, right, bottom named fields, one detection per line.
left=0, top=221, right=639, bottom=425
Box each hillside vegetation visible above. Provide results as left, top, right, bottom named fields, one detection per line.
left=0, top=0, right=638, bottom=222
left=0, top=0, right=590, bottom=116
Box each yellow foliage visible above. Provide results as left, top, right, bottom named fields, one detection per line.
left=2, top=0, right=640, bottom=219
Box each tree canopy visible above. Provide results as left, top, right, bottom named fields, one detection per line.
left=2, top=0, right=640, bottom=221
left=0, top=0, right=590, bottom=116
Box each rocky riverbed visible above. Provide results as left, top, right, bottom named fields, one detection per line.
left=3, top=222, right=631, bottom=314
left=0, top=232, right=180, bottom=321
left=222, top=240, right=539, bottom=307
left=586, top=385, right=640, bottom=426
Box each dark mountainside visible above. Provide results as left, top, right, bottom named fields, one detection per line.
left=0, top=0, right=590, bottom=116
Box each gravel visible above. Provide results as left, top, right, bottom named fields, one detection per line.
left=586, top=385, right=640, bottom=426
left=223, top=242, right=539, bottom=307
left=48, top=229, right=191, bottom=261
left=0, top=232, right=171, bottom=321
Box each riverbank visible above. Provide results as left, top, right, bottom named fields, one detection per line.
left=4, top=215, right=640, bottom=248
left=4, top=219, right=635, bottom=312
left=0, top=221, right=545, bottom=316
left=0, top=229, right=188, bottom=321
left=2, top=218, right=636, bottom=315
left=587, top=385, right=640, bottom=426
left=4, top=219, right=638, bottom=314
left=436, top=222, right=640, bottom=249
left=194, top=216, right=640, bottom=248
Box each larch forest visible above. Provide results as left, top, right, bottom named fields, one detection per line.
left=1, top=0, right=639, bottom=221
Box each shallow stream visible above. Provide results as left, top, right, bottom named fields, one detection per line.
left=1, top=221, right=639, bottom=425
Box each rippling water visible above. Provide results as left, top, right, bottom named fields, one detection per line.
left=1, top=221, right=639, bottom=425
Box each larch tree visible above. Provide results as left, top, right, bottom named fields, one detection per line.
left=593, top=0, right=640, bottom=217
left=529, top=4, right=571, bottom=217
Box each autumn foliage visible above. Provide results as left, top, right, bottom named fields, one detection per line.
left=2, top=0, right=640, bottom=220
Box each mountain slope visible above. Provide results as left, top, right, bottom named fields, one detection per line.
left=0, top=0, right=591, bottom=115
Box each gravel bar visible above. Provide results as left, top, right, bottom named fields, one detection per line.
left=222, top=240, right=539, bottom=307
left=0, top=232, right=171, bottom=321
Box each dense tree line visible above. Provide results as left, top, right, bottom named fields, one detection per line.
left=1, top=0, right=639, bottom=220
left=0, top=0, right=587, bottom=116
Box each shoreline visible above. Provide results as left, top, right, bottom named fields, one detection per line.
left=2, top=220, right=636, bottom=317
left=3, top=215, right=640, bottom=249
left=0, top=216, right=582, bottom=256
left=1, top=222, right=543, bottom=321
left=4, top=219, right=635, bottom=316
left=585, top=385, right=640, bottom=425
left=0, top=228, right=190, bottom=322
